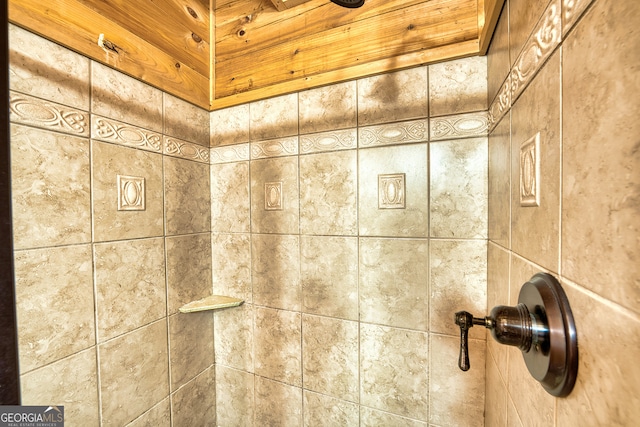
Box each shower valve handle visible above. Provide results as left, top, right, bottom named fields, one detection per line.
left=454, top=311, right=487, bottom=371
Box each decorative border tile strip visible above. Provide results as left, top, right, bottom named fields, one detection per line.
left=510, top=0, right=561, bottom=104
left=562, top=0, right=594, bottom=37
left=430, top=112, right=489, bottom=141
left=359, top=119, right=429, bottom=148
left=92, top=115, right=162, bottom=152
left=210, top=143, right=250, bottom=164
left=164, top=136, right=210, bottom=163
left=10, top=91, right=89, bottom=137
left=300, top=128, right=357, bottom=154
left=488, top=75, right=511, bottom=131
left=251, top=136, right=298, bottom=159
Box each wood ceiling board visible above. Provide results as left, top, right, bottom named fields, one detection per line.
left=214, top=0, right=477, bottom=97
left=9, top=0, right=210, bottom=108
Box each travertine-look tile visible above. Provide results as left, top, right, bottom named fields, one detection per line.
left=215, top=365, right=254, bottom=427
left=10, top=91, right=89, bottom=137
left=359, top=238, right=429, bottom=330
left=430, top=137, right=488, bottom=238
left=511, top=51, right=561, bottom=273
left=430, top=239, right=487, bottom=339
left=8, top=24, right=90, bottom=110
left=303, top=391, right=359, bottom=427
left=10, top=124, right=91, bottom=249
left=92, top=141, right=163, bottom=241
left=562, top=0, right=640, bottom=313
left=301, top=236, right=358, bottom=320
left=214, top=303, right=254, bottom=372
left=562, top=0, right=595, bottom=36
left=171, top=367, right=216, bottom=426
left=163, top=93, right=209, bottom=146
left=300, top=150, right=357, bottom=235
left=360, top=323, right=428, bottom=421
left=487, top=242, right=510, bottom=372
left=302, top=315, right=359, bottom=401
left=255, top=377, right=302, bottom=426
left=430, top=334, right=485, bottom=427
left=254, top=307, right=302, bottom=386
left=14, top=245, right=94, bottom=372
left=360, top=407, right=428, bottom=426
left=94, top=238, right=166, bottom=342
left=165, top=233, right=212, bottom=314
left=557, top=279, right=640, bottom=426
left=211, top=104, right=250, bottom=146
left=21, top=349, right=99, bottom=425
left=250, top=93, right=298, bottom=140
left=250, top=156, right=299, bottom=234
left=99, top=320, right=169, bottom=426
left=359, top=143, right=428, bottom=237
left=488, top=114, right=511, bottom=248
left=509, top=0, right=552, bottom=69
left=91, top=62, right=162, bottom=132
left=168, top=312, right=214, bottom=390
left=252, top=234, right=300, bottom=311
left=358, top=66, right=428, bottom=125
left=212, top=233, right=252, bottom=302
left=299, top=81, right=357, bottom=133
left=128, top=399, right=171, bottom=427
left=211, top=161, right=250, bottom=233
left=164, top=156, right=211, bottom=235
left=487, top=2, right=511, bottom=108
left=429, top=56, right=487, bottom=117
left=484, top=348, right=508, bottom=427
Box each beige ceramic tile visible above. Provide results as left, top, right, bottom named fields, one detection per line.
left=302, top=315, right=359, bottom=401
left=429, top=56, right=487, bottom=117
left=360, top=407, right=428, bottom=426
left=252, top=234, right=300, bottom=311
left=91, top=140, right=163, bottom=242
left=212, top=233, right=252, bottom=302
left=10, top=124, right=91, bottom=249
left=488, top=114, right=511, bottom=248
left=168, top=312, right=214, bottom=390
left=91, top=62, right=162, bottom=132
left=509, top=0, right=553, bottom=68
left=299, top=150, right=357, bottom=235
left=214, top=303, right=254, bottom=372
left=357, top=66, right=428, bottom=126
left=562, top=0, right=595, bottom=36
left=487, top=2, right=511, bottom=108
left=210, top=104, right=250, bottom=147
left=255, top=376, right=302, bottom=426
left=94, top=238, right=166, bottom=342
left=10, top=91, right=89, bottom=137
left=250, top=156, right=299, bottom=234
left=299, top=81, right=357, bottom=133
left=561, top=0, right=640, bottom=313
left=171, top=367, right=216, bottom=426
left=430, top=239, right=487, bottom=339
left=487, top=242, right=510, bottom=371
left=557, top=279, right=640, bottom=426
left=254, top=307, right=302, bottom=386
left=484, top=348, right=508, bottom=427
left=506, top=397, right=524, bottom=427
left=510, top=51, right=561, bottom=273
left=163, top=93, right=209, bottom=146
left=429, top=334, right=485, bottom=427
left=14, top=245, right=94, bottom=372
left=21, top=348, right=99, bottom=425
left=303, top=391, right=359, bottom=427
left=99, top=320, right=169, bottom=426
left=211, top=161, right=250, bottom=233
left=164, top=156, right=211, bottom=235
left=430, top=137, right=488, bottom=238
left=128, top=399, right=171, bottom=427
left=215, top=365, right=254, bottom=427
left=358, top=143, right=428, bottom=237
left=360, top=323, right=428, bottom=421
left=300, top=236, right=358, bottom=320
left=8, top=24, right=90, bottom=110
left=165, top=233, right=212, bottom=314
left=250, top=93, right=298, bottom=140
left=359, top=238, right=429, bottom=330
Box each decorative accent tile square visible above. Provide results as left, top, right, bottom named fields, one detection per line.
left=378, top=173, right=406, bottom=209
left=117, top=175, right=146, bottom=211
left=519, top=133, right=540, bottom=207
left=264, top=181, right=284, bottom=211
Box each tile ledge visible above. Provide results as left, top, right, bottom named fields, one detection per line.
left=179, top=295, right=244, bottom=313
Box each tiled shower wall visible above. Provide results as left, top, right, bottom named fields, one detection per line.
left=209, top=59, right=489, bottom=425
left=485, top=0, right=640, bottom=425
left=9, top=24, right=214, bottom=425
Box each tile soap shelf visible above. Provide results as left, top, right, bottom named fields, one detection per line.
left=179, top=295, right=244, bottom=313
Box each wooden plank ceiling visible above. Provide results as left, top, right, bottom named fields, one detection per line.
left=8, top=0, right=503, bottom=111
